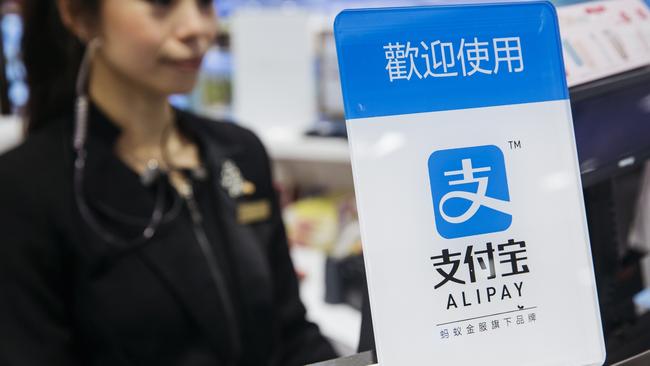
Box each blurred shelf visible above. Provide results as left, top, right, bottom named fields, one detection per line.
left=258, top=129, right=354, bottom=189
left=259, top=131, right=350, bottom=164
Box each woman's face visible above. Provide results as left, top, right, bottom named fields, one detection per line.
left=96, top=0, right=218, bottom=95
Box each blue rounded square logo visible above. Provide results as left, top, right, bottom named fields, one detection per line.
left=428, top=145, right=512, bottom=239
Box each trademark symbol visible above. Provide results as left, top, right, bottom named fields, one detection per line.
left=508, top=140, right=522, bottom=150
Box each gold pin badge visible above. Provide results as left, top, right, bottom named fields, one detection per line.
left=237, top=199, right=272, bottom=224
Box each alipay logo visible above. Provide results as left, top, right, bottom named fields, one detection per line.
left=428, top=145, right=512, bottom=239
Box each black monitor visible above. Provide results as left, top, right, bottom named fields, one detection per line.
left=569, top=67, right=650, bottom=364
left=570, top=67, right=650, bottom=187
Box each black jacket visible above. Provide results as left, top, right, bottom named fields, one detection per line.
left=0, top=105, right=337, bottom=366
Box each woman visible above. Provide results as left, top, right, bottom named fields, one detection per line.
left=0, top=0, right=337, bottom=365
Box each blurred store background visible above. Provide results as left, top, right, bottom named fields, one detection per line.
left=0, top=0, right=650, bottom=361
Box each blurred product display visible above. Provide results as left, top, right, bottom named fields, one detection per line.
left=0, top=2, right=25, bottom=115
left=282, top=192, right=364, bottom=310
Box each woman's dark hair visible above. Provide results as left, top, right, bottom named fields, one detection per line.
left=21, top=0, right=99, bottom=134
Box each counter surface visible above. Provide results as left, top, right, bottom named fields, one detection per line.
left=308, top=351, right=376, bottom=366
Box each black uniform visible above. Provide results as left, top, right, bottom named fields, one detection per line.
left=0, top=104, right=337, bottom=366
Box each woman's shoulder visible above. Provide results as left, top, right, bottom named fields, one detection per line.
left=178, top=110, right=269, bottom=159
left=179, top=110, right=261, bottom=142
left=0, top=118, right=70, bottom=202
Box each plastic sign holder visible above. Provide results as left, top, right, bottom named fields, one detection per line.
left=334, top=2, right=605, bottom=365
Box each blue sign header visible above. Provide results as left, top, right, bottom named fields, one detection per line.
left=334, top=2, right=569, bottom=119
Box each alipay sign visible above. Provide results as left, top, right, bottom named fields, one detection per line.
left=335, top=2, right=605, bottom=365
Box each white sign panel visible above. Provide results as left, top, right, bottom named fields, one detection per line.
left=335, top=2, right=605, bottom=365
